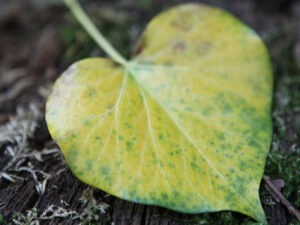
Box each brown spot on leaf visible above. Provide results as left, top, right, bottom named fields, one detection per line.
left=109, top=60, right=122, bottom=68
left=132, top=35, right=147, bottom=57
left=164, top=60, right=174, bottom=66
left=170, top=17, right=193, bottom=32
left=172, top=41, right=186, bottom=53
left=196, top=42, right=212, bottom=56
left=106, top=104, right=114, bottom=110
left=183, top=87, right=190, bottom=93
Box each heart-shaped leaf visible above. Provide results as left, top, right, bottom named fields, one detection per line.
left=46, top=3, right=273, bottom=223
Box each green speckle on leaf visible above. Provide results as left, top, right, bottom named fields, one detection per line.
left=46, top=2, right=272, bottom=223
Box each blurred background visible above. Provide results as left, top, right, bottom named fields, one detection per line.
left=0, top=0, right=299, bottom=225
left=0, top=0, right=299, bottom=112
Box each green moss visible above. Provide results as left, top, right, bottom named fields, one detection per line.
left=263, top=148, right=300, bottom=208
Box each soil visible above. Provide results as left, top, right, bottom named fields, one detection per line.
left=0, top=0, right=299, bottom=225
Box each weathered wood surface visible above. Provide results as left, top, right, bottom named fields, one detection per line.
left=0, top=0, right=299, bottom=224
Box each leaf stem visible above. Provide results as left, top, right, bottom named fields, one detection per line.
left=64, top=0, right=128, bottom=66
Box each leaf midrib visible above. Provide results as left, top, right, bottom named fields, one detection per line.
left=126, top=63, right=259, bottom=216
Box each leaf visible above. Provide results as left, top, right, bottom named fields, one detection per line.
left=46, top=3, right=273, bottom=223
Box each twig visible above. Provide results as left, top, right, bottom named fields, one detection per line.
left=263, top=175, right=300, bottom=221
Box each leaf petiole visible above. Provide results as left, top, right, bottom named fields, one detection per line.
left=64, top=0, right=128, bottom=66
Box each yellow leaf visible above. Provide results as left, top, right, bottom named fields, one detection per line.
left=46, top=3, right=272, bottom=223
